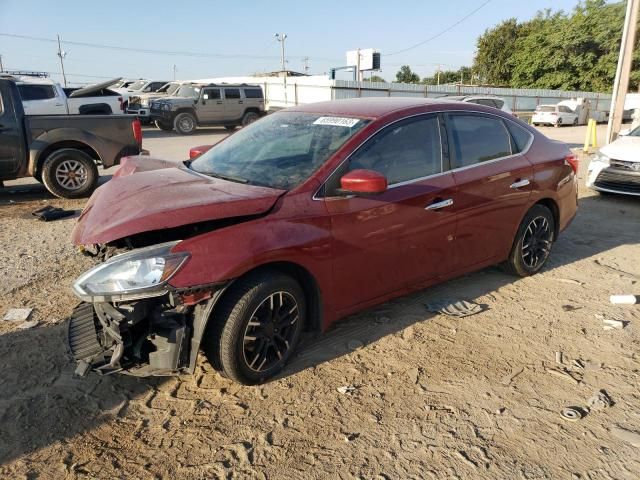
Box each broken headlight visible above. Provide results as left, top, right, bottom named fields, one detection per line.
left=72, top=241, right=189, bottom=302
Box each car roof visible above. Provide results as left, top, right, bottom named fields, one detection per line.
left=286, top=97, right=483, bottom=118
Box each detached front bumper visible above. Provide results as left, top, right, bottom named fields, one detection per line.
left=67, top=298, right=192, bottom=377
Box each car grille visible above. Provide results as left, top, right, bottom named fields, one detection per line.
left=610, top=158, right=640, bottom=171
left=594, top=168, right=640, bottom=194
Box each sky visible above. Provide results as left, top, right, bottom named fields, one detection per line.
left=0, top=0, right=605, bottom=85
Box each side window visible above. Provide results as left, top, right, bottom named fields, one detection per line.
left=506, top=120, right=534, bottom=153
left=17, top=84, right=56, bottom=101
left=448, top=114, right=512, bottom=167
left=559, top=106, right=572, bottom=113
left=493, top=99, right=505, bottom=109
left=203, top=88, right=221, bottom=100
left=244, top=89, right=263, bottom=99
left=224, top=88, right=241, bottom=99
left=347, top=115, right=442, bottom=185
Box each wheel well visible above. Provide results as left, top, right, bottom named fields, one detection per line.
left=243, top=108, right=260, bottom=116
left=175, top=108, right=197, bottom=119
left=223, top=262, right=323, bottom=333
left=37, top=142, right=100, bottom=176
left=535, top=198, right=560, bottom=239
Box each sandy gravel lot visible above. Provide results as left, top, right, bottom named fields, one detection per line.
left=0, top=125, right=639, bottom=479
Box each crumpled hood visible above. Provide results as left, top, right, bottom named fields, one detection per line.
left=600, top=135, right=640, bottom=162
left=71, top=156, right=285, bottom=245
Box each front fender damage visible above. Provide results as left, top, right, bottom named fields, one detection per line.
left=67, top=285, right=228, bottom=377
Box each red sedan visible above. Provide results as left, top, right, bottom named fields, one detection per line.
left=69, top=98, right=578, bottom=384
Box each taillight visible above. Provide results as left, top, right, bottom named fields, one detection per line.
left=565, top=153, right=579, bottom=174
left=132, top=119, right=142, bottom=146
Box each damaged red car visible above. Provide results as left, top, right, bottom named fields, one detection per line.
left=69, top=97, right=578, bottom=385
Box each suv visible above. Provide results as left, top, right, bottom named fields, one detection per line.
left=445, top=95, right=513, bottom=115
left=150, top=83, right=265, bottom=134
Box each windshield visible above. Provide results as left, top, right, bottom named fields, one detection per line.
left=176, top=85, right=201, bottom=98
left=189, top=112, right=369, bottom=190
left=129, top=80, right=147, bottom=91
left=537, top=106, right=556, bottom=112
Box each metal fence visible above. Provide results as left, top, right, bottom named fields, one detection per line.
left=331, top=80, right=613, bottom=113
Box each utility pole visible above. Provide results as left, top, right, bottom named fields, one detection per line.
left=56, top=34, right=68, bottom=87
left=0, top=55, right=4, bottom=72
left=607, top=0, right=640, bottom=144
left=274, top=33, right=287, bottom=72
left=356, top=48, right=363, bottom=82
left=303, top=56, right=309, bottom=74
left=436, top=64, right=442, bottom=86
left=173, top=64, right=177, bottom=80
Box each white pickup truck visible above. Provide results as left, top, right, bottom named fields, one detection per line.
left=10, top=76, right=125, bottom=116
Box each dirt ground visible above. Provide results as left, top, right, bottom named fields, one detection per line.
left=1, top=137, right=639, bottom=479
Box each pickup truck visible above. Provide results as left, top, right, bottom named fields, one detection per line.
left=10, top=75, right=125, bottom=116
left=0, top=79, right=144, bottom=198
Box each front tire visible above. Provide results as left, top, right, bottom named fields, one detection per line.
left=41, top=149, right=99, bottom=199
left=174, top=112, right=197, bottom=135
left=502, top=204, right=555, bottom=277
left=155, top=120, right=173, bottom=131
left=241, top=111, right=260, bottom=127
left=555, top=118, right=562, bottom=128
left=203, top=272, right=306, bottom=385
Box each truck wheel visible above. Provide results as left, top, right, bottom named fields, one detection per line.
left=225, top=125, right=237, bottom=131
left=573, top=118, right=578, bottom=126
left=174, top=112, right=196, bottom=135
left=41, top=149, right=99, bottom=199
left=202, top=271, right=306, bottom=385
left=155, top=120, right=173, bottom=131
left=241, top=111, right=259, bottom=127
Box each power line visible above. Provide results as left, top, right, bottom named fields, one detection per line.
left=0, top=32, right=342, bottom=63
left=385, top=0, right=492, bottom=56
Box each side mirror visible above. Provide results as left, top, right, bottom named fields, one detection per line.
left=339, top=169, right=387, bottom=195
left=619, top=128, right=631, bottom=137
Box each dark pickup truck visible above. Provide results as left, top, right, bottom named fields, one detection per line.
left=0, top=78, right=144, bottom=198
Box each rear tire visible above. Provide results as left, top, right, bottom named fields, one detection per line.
left=573, top=118, right=578, bottom=126
left=502, top=204, right=555, bottom=277
left=41, top=149, right=99, bottom=199
left=202, top=271, right=306, bottom=385
left=174, top=112, right=197, bottom=135
left=555, top=118, right=562, bottom=128
left=224, top=125, right=237, bottom=131
left=241, top=111, right=260, bottom=127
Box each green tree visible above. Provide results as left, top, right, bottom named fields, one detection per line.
left=365, top=75, right=387, bottom=83
left=471, top=0, right=640, bottom=92
left=422, top=66, right=472, bottom=85
left=395, top=65, right=420, bottom=84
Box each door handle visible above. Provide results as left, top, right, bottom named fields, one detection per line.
left=425, top=198, right=454, bottom=211
left=510, top=179, right=531, bottom=189
left=238, top=100, right=243, bottom=104
left=54, top=103, right=64, bottom=106
left=216, top=101, right=223, bottom=104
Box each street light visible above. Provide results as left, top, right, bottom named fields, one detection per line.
left=274, top=33, right=287, bottom=73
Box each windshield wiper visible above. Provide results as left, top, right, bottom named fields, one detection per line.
left=203, top=171, right=249, bottom=184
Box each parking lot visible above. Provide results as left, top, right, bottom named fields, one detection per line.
left=1, top=122, right=639, bottom=479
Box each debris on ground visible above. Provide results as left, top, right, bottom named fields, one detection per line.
left=602, top=319, right=627, bottom=330
left=555, top=351, right=563, bottom=364
left=17, top=319, right=38, bottom=329
left=347, top=339, right=364, bottom=351
left=562, top=304, right=582, bottom=312
left=546, top=367, right=581, bottom=385
left=425, top=299, right=485, bottom=318
left=610, top=295, right=638, bottom=305
left=587, top=390, right=614, bottom=410
left=553, top=278, right=585, bottom=286
left=3, top=308, right=33, bottom=322
left=611, top=427, right=640, bottom=447
left=337, top=385, right=358, bottom=395
left=32, top=205, right=77, bottom=222
left=561, top=407, right=584, bottom=422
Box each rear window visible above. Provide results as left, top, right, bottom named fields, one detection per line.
left=474, top=99, right=498, bottom=108
left=244, top=88, right=263, bottom=99
left=18, top=84, right=56, bottom=101
left=224, top=88, right=241, bottom=99
left=537, top=106, right=556, bottom=112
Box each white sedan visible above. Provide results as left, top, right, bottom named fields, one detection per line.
left=586, top=126, right=640, bottom=196
left=532, top=104, right=578, bottom=127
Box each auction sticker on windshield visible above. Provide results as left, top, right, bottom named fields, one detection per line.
left=313, top=117, right=361, bottom=128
